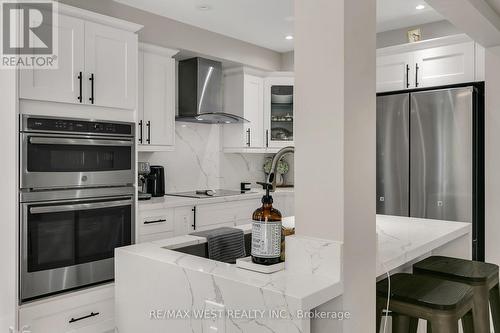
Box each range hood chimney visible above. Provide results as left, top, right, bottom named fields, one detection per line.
left=177, top=57, right=248, bottom=124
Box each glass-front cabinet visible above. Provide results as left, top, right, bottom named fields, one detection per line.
left=264, top=76, right=295, bottom=148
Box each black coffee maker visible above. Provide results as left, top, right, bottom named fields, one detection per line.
left=146, top=166, right=165, bottom=197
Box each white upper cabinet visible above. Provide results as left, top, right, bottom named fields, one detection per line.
left=84, top=21, right=137, bottom=109
left=138, top=44, right=178, bottom=151
left=223, top=69, right=265, bottom=148
left=376, top=52, right=413, bottom=92
left=19, top=5, right=141, bottom=110
left=376, top=36, right=481, bottom=93
left=20, top=15, right=85, bottom=104
left=414, top=42, right=475, bottom=88
left=264, top=75, right=295, bottom=148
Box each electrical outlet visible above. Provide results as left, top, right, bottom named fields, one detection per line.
left=204, top=300, right=225, bottom=333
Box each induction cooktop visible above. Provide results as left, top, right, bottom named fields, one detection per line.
left=166, top=189, right=254, bottom=199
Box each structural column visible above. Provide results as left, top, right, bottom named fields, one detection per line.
left=0, top=69, right=18, bottom=331
left=294, top=0, right=377, bottom=332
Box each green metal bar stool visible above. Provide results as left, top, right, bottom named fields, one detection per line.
left=376, top=273, right=475, bottom=333
left=413, top=256, right=500, bottom=333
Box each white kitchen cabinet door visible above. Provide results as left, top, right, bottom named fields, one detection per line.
left=137, top=50, right=145, bottom=145
left=20, top=15, right=85, bottom=104
left=84, top=21, right=137, bottom=110
left=264, top=76, right=295, bottom=148
left=223, top=71, right=265, bottom=149
left=174, top=206, right=195, bottom=236
left=19, top=285, right=114, bottom=333
left=143, top=52, right=176, bottom=146
left=244, top=75, right=265, bottom=147
left=414, top=42, right=475, bottom=88
left=376, top=52, right=413, bottom=92
left=139, top=208, right=174, bottom=236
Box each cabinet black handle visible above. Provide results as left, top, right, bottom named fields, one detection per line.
left=246, top=128, right=251, bottom=147
left=77, top=72, right=83, bottom=103
left=89, top=73, right=95, bottom=104
left=146, top=121, right=151, bottom=144
left=192, top=207, right=196, bottom=230
left=415, top=64, right=419, bottom=87
left=139, top=120, right=143, bottom=144
left=406, top=64, right=410, bottom=88
left=69, top=312, right=99, bottom=324
left=266, top=130, right=269, bottom=148
left=144, top=219, right=167, bottom=225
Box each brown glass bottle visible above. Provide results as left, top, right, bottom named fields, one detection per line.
left=251, top=184, right=282, bottom=265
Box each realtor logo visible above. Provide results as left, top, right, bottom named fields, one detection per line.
left=1, top=0, right=58, bottom=68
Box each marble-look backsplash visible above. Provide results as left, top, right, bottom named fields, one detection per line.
left=138, top=122, right=294, bottom=193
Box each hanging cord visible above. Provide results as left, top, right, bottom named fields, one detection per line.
left=380, top=261, right=391, bottom=333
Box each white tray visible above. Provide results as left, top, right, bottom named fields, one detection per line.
left=236, top=257, right=284, bottom=274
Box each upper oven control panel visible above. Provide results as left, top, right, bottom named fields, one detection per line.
left=22, top=116, right=134, bottom=137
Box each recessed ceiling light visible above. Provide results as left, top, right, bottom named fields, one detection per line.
left=285, top=35, right=294, bottom=40
left=197, top=4, right=212, bottom=11
left=416, top=4, right=425, bottom=10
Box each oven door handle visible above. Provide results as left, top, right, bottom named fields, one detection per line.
left=29, top=137, right=133, bottom=146
left=29, top=199, right=133, bottom=214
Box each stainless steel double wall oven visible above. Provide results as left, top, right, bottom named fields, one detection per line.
left=20, top=115, right=136, bottom=302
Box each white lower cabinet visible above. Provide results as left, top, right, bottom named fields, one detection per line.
left=174, top=206, right=196, bottom=236
left=19, top=285, right=114, bottom=333
left=138, top=208, right=175, bottom=243
left=195, top=200, right=256, bottom=230
left=138, top=193, right=294, bottom=240
left=138, top=208, right=174, bottom=236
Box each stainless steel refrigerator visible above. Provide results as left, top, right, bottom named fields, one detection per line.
left=377, top=84, right=484, bottom=260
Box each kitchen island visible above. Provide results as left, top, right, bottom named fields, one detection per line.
left=115, top=216, right=471, bottom=333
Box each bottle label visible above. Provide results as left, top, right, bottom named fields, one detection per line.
left=251, top=220, right=282, bottom=258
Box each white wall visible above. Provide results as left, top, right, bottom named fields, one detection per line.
left=376, top=20, right=460, bottom=48
left=0, top=69, right=18, bottom=332
left=294, top=0, right=376, bottom=333
left=485, top=46, right=500, bottom=266
left=138, top=123, right=292, bottom=192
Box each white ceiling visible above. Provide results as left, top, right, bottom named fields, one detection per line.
left=114, top=0, right=444, bottom=53
left=377, top=0, right=444, bottom=32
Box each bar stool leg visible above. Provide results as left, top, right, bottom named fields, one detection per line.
left=462, top=309, right=475, bottom=333
left=427, top=321, right=432, bottom=333
left=473, top=285, right=491, bottom=333
left=431, top=317, right=459, bottom=333
left=408, top=317, right=419, bottom=333
left=392, top=314, right=411, bottom=333
left=490, top=283, right=500, bottom=332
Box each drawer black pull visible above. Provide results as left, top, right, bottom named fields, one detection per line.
left=69, top=312, right=99, bottom=323
left=144, top=219, right=167, bottom=225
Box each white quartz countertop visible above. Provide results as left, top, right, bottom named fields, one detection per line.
left=138, top=188, right=294, bottom=211
left=118, top=214, right=471, bottom=311
left=376, top=215, right=472, bottom=277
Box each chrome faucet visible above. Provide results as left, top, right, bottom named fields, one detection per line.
left=266, top=146, right=295, bottom=191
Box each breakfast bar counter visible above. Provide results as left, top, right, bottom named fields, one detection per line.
left=115, top=215, right=472, bottom=333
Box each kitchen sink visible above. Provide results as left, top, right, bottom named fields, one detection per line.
left=173, top=233, right=252, bottom=262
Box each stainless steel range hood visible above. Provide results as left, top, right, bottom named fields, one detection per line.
left=177, top=57, right=248, bottom=124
